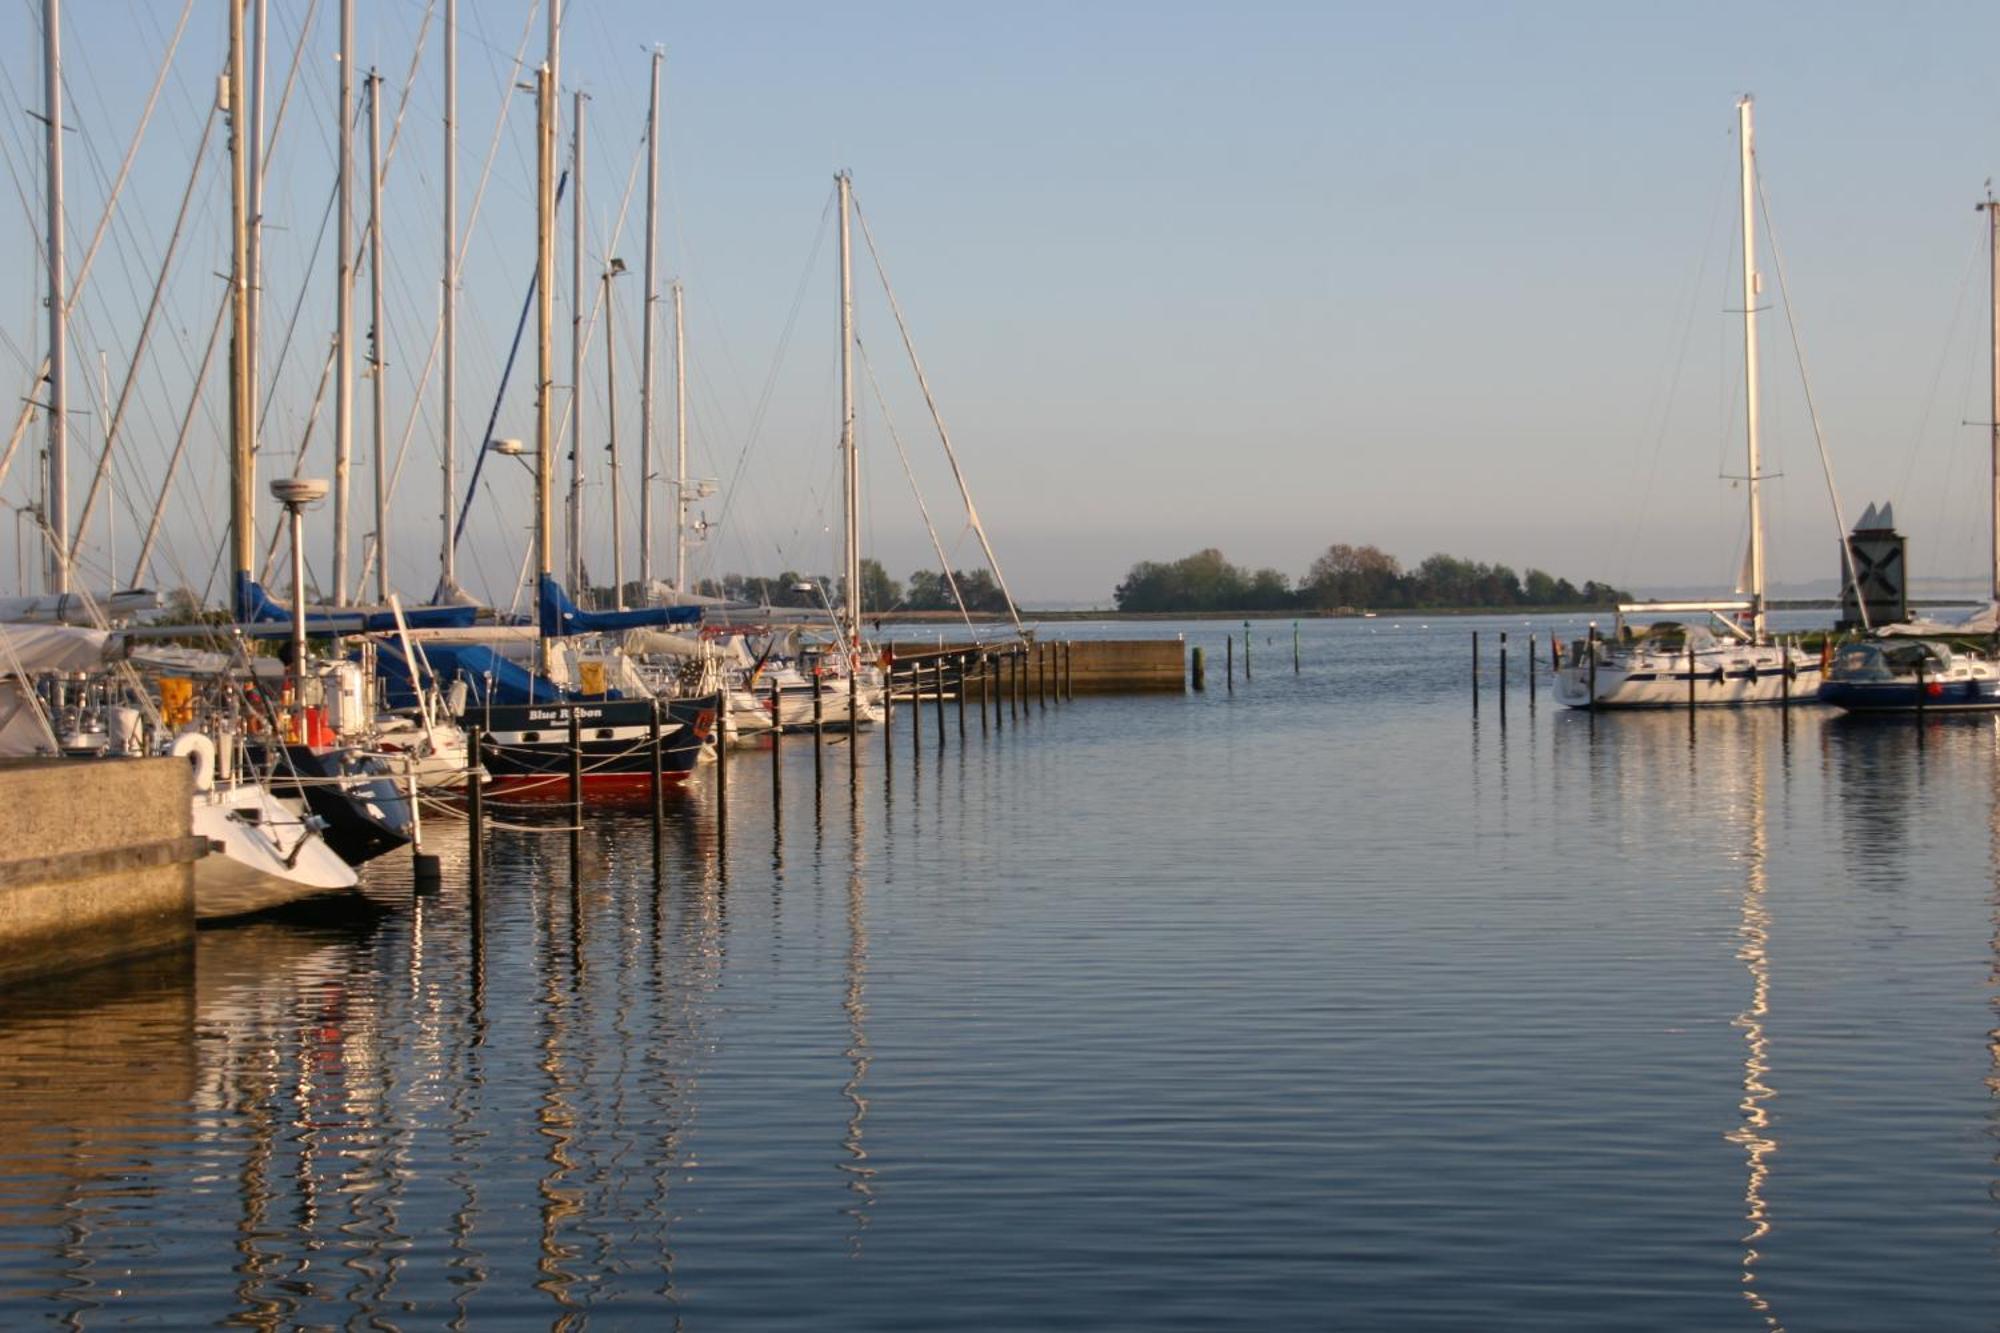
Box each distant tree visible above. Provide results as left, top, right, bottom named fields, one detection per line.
left=904, top=567, right=1012, bottom=613
left=857, top=558, right=901, bottom=612
left=1303, top=543, right=1402, bottom=609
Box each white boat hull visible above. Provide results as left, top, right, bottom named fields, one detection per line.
left=190, top=783, right=359, bottom=921
left=1554, top=648, right=1821, bottom=709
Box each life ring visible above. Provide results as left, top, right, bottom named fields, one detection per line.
left=171, top=731, right=217, bottom=793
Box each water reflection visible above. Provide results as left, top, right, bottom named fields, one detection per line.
left=841, top=793, right=876, bottom=1250
left=1723, top=717, right=1780, bottom=1330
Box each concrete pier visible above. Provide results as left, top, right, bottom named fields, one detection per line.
left=0, top=758, right=202, bottom=989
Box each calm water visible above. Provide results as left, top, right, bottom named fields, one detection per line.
left=1, top=614, right=1995, bottom=1329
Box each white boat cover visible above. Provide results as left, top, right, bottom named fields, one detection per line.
left=0, top=590, right=161, bottom=624
left=0, top=622, right=113, bottom=672
left=1876, top=602, right=2000, bottom=637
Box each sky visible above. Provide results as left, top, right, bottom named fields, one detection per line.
left=7, top=1, right=2000, bottom=607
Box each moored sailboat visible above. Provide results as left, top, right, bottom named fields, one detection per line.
left=1556, top=95, right=1818, bottom=709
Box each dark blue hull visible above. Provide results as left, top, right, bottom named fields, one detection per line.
left=464, top=693, right=718, bottom=800
left=1817, top=677, right=2000, bottom=713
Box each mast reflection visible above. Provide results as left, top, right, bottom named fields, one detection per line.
left=1723, top=716, right=1781, bottom=1330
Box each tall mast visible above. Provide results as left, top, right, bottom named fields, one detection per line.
left=439, top=0, right=458, bottom=596
left=333, top=0, right=354, bottom=604
left=606, top=266, right=623, bottom=608
left=247, top=0, right=265, bottom=542
left=1737, top=94, right=1766, bottom=643
left=534, top=63, right=556, bottom=673
left=227, top=0, right=252, bottom=614
left=41, top=0, right=66, bottom=596
left=568, top=91, right=586, bottom=593
left=1986, top=189, right=2000, bottom=603
left=639, top=47, right=660, bottom=595
left=366, top=69, right=388, bottom=602
left=837, top=170, right=858, bottom=650
left=673, top=279, right=687, bottom=594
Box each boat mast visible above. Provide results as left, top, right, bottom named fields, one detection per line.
left=568, top=92, right=586, bottom=595
left=605, top=263, right=623, bottom=608
left=333, top=0, right=354, bottom=604
left=1985, top=188, right=2000, bottom=603
left=366, top=70, right=389, bottom=603
left=1738, top=94, right=1766, bottom=643
left=227, top=0, right=253, bottom=617
left=41, top=0, right=66, bottom=596
left=534, top=62, right=556, bottom=674
left=247, top=0, right=265, bottom=530
left=639, top=47, right=660, bottom=596
left=837, top=170, right=859, bottom=653
left=439, top=0, right=458, bottom=596
left=673, top=279, right=687, bottom=596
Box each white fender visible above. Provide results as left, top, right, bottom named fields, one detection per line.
left=171, top=731, right=216, bottom=793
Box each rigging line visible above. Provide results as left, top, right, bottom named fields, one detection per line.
left=712, top=187, right=836, bottom=543
left=1617, top=164, right=1730, bottom=590
left=69, top=98, right=219, bottom=561
left=0, top=0, right=193, bottom=504
left=850, top=192, right=1024, bottom=637
left=1756, top=165, right=1866, bottom=629
left=451, top=169, right=572, bottom=556
left=858, top=335, right=972, bottom=626
left=1896, top=223, right=1984, bottom=506
left=130, top=294, right=228, bottom=586
left=552, top=108, right=646, bottom=493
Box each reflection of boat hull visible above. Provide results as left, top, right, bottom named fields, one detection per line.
left=1555, top=656, right=1821, bottom=709
left=192, top=783, right=360, bottom=920
left=468, top=694, right=718, bottom=801
left=1818, top=677, right=2000, bottom=713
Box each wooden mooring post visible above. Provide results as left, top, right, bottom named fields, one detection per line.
left=1064, top=640, right=1075, bottom=700
left=991, top=655, right=1003, bottom=733
left=849, top=669, right=860, bottom=781
left=715, top=694, right=730, bottom=837
left=1191, top=644, right=1206, bottom=692
left=934, top=658, right=947, bottom=744
left=648, top=702, right=663, bottom=860
left=1687, top=642, right=1697, bottom=711
left=1498, top=632, right=1508, bottom=722
left=466, top=724, right=484, bottom=899
left=1471, top=632, right=1479, bottom=716
left=912, top=661, right=923, bottom=758
left=1226, top=635, right=1234, bottom=692
left=1293, top=622, right=1301, bottom=674
left=1244, top=622, right=1252, bottom=681
left=956, top=654, right=968, bottom=738
left=567, top=709, right=583, bottom=877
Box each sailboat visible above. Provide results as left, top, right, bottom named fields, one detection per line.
left=1555, top=95, right=1819, bottom=709
left=1817, top=196, right=2000, bottom=713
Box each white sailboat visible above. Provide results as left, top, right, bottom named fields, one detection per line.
left=1556, top=95, right=1819, bottom=709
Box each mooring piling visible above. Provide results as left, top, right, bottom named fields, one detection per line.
left=1226, top=635, right=1235, bottom=692
left=1192, top=644, right=1206, bottom=691
left=934, top=658, right=947, bottom=744
left=1498, top=632, right=1508, bottom=723
left=466, top=723, right=484, bottom=899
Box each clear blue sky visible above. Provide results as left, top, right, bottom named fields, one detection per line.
left=7, top=1, right=2000, bottom=606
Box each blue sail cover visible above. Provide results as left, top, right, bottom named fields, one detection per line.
left=537, top=574, right=702, bottom=638
left=236, top=573, right=480, bottom=632
left=373, top=637, right=566, bottom=709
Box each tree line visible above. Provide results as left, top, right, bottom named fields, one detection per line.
left=1112, top=545, right=1630, bottom=613
left=680, top=560, right=1013, bottom=613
